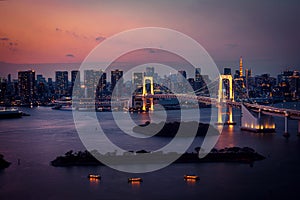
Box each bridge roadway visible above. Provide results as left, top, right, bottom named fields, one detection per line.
left=145, top=94, right=300, bottom=120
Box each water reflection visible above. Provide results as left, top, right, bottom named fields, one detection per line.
left=89, top=177, right=100, bottom=186
left=185, top=178, right=197, bottom=186
left=130, top=181, right=141, bottom=189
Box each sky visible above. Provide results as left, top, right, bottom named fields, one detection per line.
left=0, top=0, right=300, bottom=79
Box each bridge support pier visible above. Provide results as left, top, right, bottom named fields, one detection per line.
left=226, top=106, right=236, bottom=125
left=283, top=115, right=290, bottom=138
left=215, top=104, right=236, bottom=125
left=216, top=105, right=223, bottom=125
left=298, top=120, right=300, bottom=136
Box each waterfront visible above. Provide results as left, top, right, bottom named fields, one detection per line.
left=0, top=104, right=300, bottom=199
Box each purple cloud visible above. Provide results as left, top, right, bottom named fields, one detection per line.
left=66, top=54, right=75, bottom=58
left=0, top=37, right=9, bottom=41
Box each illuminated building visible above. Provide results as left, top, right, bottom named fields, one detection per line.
left=111, top=69, right=123, bottom=97
left=145, top=67, right=154, bottom=77
left=84, top=70, right=103, bottom=98
left=18, top=70, right=35, bottom=104
left=71, top=71, right=80, bottom=88
left=97, top=72, right=107, bottom=97
left=195, top=68, right=201, bottom=82
left=132, top=72, right=143, bottom=94
left=178, top=70, right=187, bottom=93
left=55, top=71, right=68, bottom=98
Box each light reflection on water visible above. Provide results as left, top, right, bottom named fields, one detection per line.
left=0, top=105, right=300, bottom=199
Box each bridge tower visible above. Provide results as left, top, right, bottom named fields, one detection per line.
left=217, top=75, right=236, bottom=125
left=142, top=76, right=154, bottom=111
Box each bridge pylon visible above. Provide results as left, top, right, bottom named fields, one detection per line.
left=216, top=75, right=236, bottom=125
left=142, top=76, right=154, bottom=111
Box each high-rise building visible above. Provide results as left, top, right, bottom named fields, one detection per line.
left=234, top=70, right=240, bottom=79
left=178, top=70, right=187, bottom=79
left=0, top=78, right=7, bottom=101
left=55, top=71, right=68, bottom=98
left=145, top=67, right=154, bottom=77
left=111, top=69, right=123, bottom=96
left=195, top=68, right=204, bottom=91
left=18, top=70, right=35, bottom=104
left=48, top=78, right=54, bottom=97
left=245, top=69, right=252, bottom=78
left=84, top=70, right=102, bottom=98
left=188, top=78, right=195, bottom=90
left=239, top=56, right=243, bottom=77
left=36, top=74, right=47, bottom=101
left=97, top=72, right=107, bottom=97
left=177, top=70, right=187, bottom=93
left=195, top=68, right=201, bottom=82
left=132, top=72, right=143, bottom=93
left=71, top=70, right=80, bottom=88
left=70, top=70, right=80, bottom=96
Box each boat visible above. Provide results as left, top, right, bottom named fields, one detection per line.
left=128, top=177, right=143, bottom=182
left=184, top=175, right=199, bottom=180
left=87, top=174, right=101, bottom=179
left=0, top=107, right=23, bottom=119
left=52, top=97, right=74, bottom=111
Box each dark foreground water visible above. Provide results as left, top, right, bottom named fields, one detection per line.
left=0, top=103, right=300, bottom=200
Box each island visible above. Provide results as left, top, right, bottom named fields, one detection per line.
left=0, top=154, right=11, bottom=169
left=132, top=121, right=219, bottom=137
left=51, top=147, right=265, bottom=167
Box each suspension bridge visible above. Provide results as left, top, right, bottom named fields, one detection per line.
left=135, top=75, right=300, bottom=137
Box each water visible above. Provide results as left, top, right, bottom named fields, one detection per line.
left=0, top=104, right=300, bottom=200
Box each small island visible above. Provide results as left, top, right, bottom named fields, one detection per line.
left=132, top=121, right=219, bottom=137
left=0, top=154, right=11, bottom=169
left=51, top=146, right=265, bottom=167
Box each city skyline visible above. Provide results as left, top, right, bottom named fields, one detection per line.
left=1, top=0, right=300, bottom=78
left=1, top=1, right=300, bottom=199
left=0, top=59, right=299, bottom=81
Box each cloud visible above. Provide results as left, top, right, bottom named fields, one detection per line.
left=55, top=27, right=88, bottom=40
left=0, top=36, right=18, bottom=52
left=56, top=27, right=106, bottom=43
left=95, top=36, right=105, bottom=42
left=66, top=54, right=75, bottom=58
left=55, top=28, right=63, bottom=32
left=147, top=48, right=156, bottom=54
left=0, top=37, right=9, bottom=41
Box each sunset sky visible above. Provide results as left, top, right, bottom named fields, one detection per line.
left=0, top=0, right=299, bottom=78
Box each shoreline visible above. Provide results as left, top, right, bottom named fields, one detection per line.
left=51, top=147, right=265, bottom=167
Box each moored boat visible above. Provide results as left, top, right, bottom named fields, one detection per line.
left=184, top=175, right=199, bottom=180
left=88, top=174, right=101, bottom=179
left=128, top=177, right=143, bottom=182
left=0, top=107, right=23, bottom=119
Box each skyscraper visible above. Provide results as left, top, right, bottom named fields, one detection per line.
left=178, top=70, right=187, bottom=79
left=145, top=67, right=154, bottom=77
left=97, top=72, right=107, bottom=97
left=195, top=68, right=203, bottom=91
left=111, top=69, right=123, bottom=96
left=132, top=72, right=143, bottom=93
left=18, top=70, right=35, bottom=104
left=84, top=70, right=102, bottom=98
left=71, top=70, right=80, bottom=87
left=195, top=68, right=201, bottom=82
left=71, top=70, right=80, bottom=96
left=55, top=71, right=68, bottom=98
